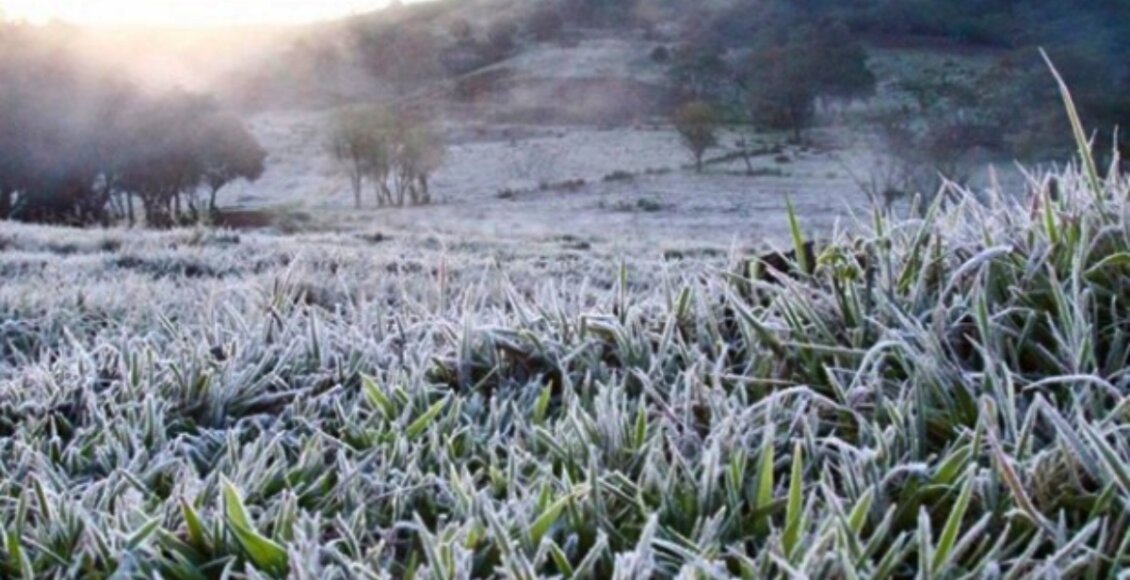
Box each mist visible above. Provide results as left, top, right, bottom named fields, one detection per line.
left=6, top=3, right=1130, bottom=578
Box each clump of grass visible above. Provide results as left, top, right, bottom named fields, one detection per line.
left=604, top=197, right=665, bottom=213
left=539, top=178, right=587, bottom=193
left=603, top=170, right=635, bottom=182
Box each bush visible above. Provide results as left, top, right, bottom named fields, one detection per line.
left=603, top=170, right=635, bottom=182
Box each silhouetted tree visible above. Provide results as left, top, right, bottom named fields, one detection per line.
left=674, top=101, right=719, bottom=172
left=197, top=113, right=267, bottom=216
left=0, top=27, right=266, bottom=228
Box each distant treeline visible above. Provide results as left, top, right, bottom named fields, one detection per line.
left=706, top=0, right=1129, bottom=153
left=0, top=25, right=265, bottom=227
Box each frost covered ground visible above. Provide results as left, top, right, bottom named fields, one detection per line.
left=224, top=113, right=879, bottom=250
left=4, top=165, right=1130, bottom=577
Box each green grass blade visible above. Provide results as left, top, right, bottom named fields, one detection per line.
left=406, top=397, right=449, bottom=440
left=931, top=469, right=975, bottom=574
left=782, top=441, right=805, bottom=560
left=222, top=479, right=289, bottom=577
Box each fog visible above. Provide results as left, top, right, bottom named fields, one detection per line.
left=2, top=0, right=1128, bottom=232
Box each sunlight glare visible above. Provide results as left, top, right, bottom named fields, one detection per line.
left=1, top=0, right=406, bottom=27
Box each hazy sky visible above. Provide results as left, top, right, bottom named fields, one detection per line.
left=1, top=0, right=421, bottom=27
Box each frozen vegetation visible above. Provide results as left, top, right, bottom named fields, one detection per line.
left=5, top=154, right=1130, bottom=576
left=3, top=0, right=1130, bottom=577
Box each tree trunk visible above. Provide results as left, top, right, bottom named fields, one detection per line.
left=740, top=144, right=754, bottom=175
left=0, top=188, right=10, bottom=219
left=420, top=175, right=430, bottom=204
left=209, top=185, right=222, bottom=216
left=379, top=177, right=393, bottom=207
left=352, top=173, right=362, bottom=209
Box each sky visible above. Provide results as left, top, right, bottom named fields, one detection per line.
left=0, top=0, right=420, bottom=27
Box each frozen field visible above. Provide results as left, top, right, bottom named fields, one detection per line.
left=224, top=112, right=878, bottom=249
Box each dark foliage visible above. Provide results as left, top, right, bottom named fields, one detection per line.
left=560, top=0, right=640, bottom=27
left=0, top=24, right=265, bottom=227
left=740, top=22, right=875, bottom=139
left=525, top=7, right=565, bottom=42
left=708, top=0, right=1130, bottom=155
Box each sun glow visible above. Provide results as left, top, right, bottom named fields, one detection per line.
left=0, top=0, right=405, bottom=27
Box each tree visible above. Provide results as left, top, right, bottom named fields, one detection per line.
left=329, top=106, right=445, bottom=209
left=117, top=93, right=211, bottom=227
left=857, top=60, right=1006, bottom=210
left=673, top=101, right=719, bottom=173
left=330, top=107, right=383, bottom=210
left=485, top=20, right=518, bottom=61
left=526, top=8, right=565, bottom=42
left=396, top=120, right=445, bottom=205
left=197, top=113, right=267, bottom=217
left=741, top=23, right=875, bottom=141
left=0, top=24, right=266, bottom=228
left=561, top=0, right=639, bottom=27
left=350, top=23, right=442, bottom=91
left=448, top=18, right=474, bottom=43
left=667, top=42, right=730, bottom=102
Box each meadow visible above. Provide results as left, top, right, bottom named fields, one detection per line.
left=4, top=134, right=1130, bottom=578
